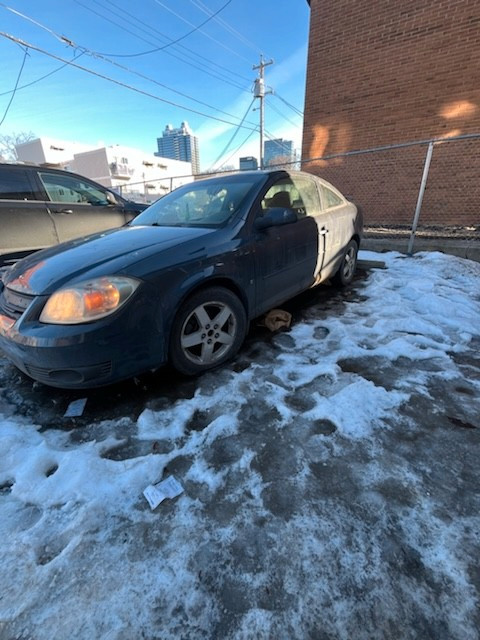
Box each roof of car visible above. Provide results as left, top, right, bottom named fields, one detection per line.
left=0, top=162, right=69, bottom=172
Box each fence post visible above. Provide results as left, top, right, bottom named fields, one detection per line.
left=407, top=142, right=434, bottom=255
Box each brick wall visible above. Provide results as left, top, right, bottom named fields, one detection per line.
left=302, top=0, right=480, bottom=227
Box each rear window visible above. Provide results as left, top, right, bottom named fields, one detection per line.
left=0, top=167, right=38, bottom=200
left=322, top=185, right=344, bottom=208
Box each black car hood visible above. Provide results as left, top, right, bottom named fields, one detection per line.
left=5, top=225, right=214, bottom=295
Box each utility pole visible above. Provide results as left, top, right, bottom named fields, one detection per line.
left=253, top=55, right=273, bottom=169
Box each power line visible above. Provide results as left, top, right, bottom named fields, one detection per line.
left=90, top=0, right=234, bottom=57
left=0, top=32, right=259, bottom=132
left=267, top=98, right=301, bottom=130
left=0, top=51, right=85, bottom=98
left=1, top=1, right=250, bottom=92
left=72, top=0, right=249, bottom=90
left=208, top=98, right=255, bottom=171
left=88, top=0, right=251, bottom=83
left=189, top=0, right=264, bottom=57
left=216, top=127, right=258, bottom=170
left=274, top=93, right=304, bottom=118
left=0, top=7, right=256, bottom=125
left=0, top=2, right=66, bottom=44
left=0, top=45, right=28, bottom=127
left=153, top=0, right=250, bottom=63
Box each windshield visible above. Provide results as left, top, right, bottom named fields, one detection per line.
left=130, top=176, right=261, bottom=228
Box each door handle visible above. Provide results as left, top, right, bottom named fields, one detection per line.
left=319, top=227, right=328, bottom=235
left=51, top=209, right=73, bottom=214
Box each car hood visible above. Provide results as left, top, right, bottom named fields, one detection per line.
left=4, top=225, right=214, bottom=295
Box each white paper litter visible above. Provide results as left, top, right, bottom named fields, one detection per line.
left=143, top=476, right=184, bottom=510
left=64, top=398, right=87, bottom=417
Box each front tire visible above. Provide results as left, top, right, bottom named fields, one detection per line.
left=332, top=239, right=358, bottom=286
left=169, top=287, right=247, bottom=376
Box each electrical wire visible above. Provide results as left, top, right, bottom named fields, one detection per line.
left=0, top=32, right=259, bottom=132
left=189, top=0, right=264, bottom=57
left=90, top=0, right=235, bottom=58
left=0, top=45, right=28, bottom=127
left=207, top=97, right=255, bottom=171
left=72, top=0, right=249, bottom=90
left=152, top=0, right=250, bottom=63
left=1, top=1, right=249, bottom=92
left=0, top=7, right=256, bottom=125
left=89, top=0, right=251, bottom=84
left=216, top=126, right=258, bottom=170
left=0, top=2, right=66, bottom=44
left=267, top=98, right=301, bottom=129
left=274, top=93, right=304, bottom=117
left=0, top=51, right=85, bottom=98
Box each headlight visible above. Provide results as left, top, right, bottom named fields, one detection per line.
left=40, top=276, right=139, bottom=324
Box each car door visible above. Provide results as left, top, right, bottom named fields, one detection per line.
left=252, top=176, right=319, bottom=312
left=289, top=174, right=328, bottom=283
left=0, top=166, right=57, bottom=265
left=37, top=170, right=129, bottom=244
left=318, top=182, right=356, bottom=279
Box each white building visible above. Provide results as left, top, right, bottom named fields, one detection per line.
left=15, top=138, right=193, bottom=203
left=15, top=137, right=95, bottom=167
left=72, top=145, right=193, bottom=202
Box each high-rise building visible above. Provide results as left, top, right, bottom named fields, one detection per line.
left=264, top=138, right=294, bottom=167
left=155, top=122, right=200, bottom=174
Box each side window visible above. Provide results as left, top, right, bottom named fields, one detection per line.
left=322, top=185, right=344, bottom=208
left=290, top=176, right=322, bottom=217
left=261, top=177, right=322, bottom=218
left=261, top=178, right=295, bottom=213
left=0, top=168, right=38, bottom=200
left=38, top=172, right=109, bottom=205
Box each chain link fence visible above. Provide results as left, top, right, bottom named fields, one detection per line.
left=300, top=134, right=480, bottom=248
left=117, top=134, right=479, bottom=252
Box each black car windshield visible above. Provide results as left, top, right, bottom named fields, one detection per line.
left=130, top=176, right=261, bottom=228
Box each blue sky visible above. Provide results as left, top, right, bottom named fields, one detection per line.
left=0, top=0, right=310, bottom=171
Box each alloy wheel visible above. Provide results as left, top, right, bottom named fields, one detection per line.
left=180, top=300, right=237, bottom=365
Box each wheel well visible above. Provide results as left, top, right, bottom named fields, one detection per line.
left=180, top=278, right=249, bottom=316
left=352, top=233, right=361, bottom=248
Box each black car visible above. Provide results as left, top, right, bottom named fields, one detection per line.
left=0, top=170, right=363, bottom=389
left=0, top=163, right=147, bottom=267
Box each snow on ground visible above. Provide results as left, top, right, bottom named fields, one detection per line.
left=0, top=251, right=479, bottom=640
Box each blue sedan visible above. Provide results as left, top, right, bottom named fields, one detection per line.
left=0, top=170, right=363, bottom=388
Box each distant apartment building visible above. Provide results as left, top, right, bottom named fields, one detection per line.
left=264, top=138, right=294, bottom=167
left=15, top=137, right=193, bottom=202
left=239, top=156, right=258, bottom=171
left=15, top=137, right=95, bottom=167
left=155, top=122, right=200, bottom=175
left=72, top=146, right=192, bottom=202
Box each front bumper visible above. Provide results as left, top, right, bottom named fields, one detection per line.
left=0, top=286, right=167, bottom=389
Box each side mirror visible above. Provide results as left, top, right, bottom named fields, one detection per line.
left=254, top=207, right=298, bottom=230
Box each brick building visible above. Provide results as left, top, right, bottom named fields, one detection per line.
left=302, top=0, right=480, bottom=228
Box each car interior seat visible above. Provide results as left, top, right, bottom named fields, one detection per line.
left=269, top=191, right=292, bottom=209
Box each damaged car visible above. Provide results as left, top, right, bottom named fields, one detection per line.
left=0, top=170, right=363, bottom=389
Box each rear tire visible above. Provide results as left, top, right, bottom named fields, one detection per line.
left=332, top=239, right=358, bottom=287
left=169, top=287, right=247, bottom=376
